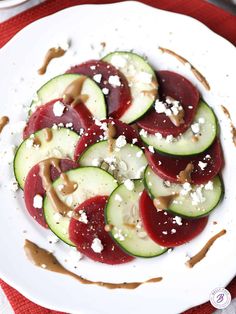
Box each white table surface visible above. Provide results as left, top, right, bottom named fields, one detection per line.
left=0, top=1, right=235, bottom=313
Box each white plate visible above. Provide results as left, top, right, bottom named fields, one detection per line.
left=0, top=2, right=236, bottom=313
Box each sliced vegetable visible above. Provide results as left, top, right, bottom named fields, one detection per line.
left=103, top=51, right=158, bottom=124
left=141, top=101, right=217, bottom=156
left=30, top=74, right=106, bottom=119
left=144, top=166, right=223, bottom=218
left=14, top=128, right=79, bottom=189
left=137, top=71, right=199, bottom=136
left=67, top=60, right=132, bottom=119
left=69, top=196, right=134, bottom=264
left=44, top=167, right=118, bottom=245
left=79, top=141, right=147, bottom=182
left=139, top=190, right=208, bottom=247
left=105, top=180, right=167, bottom=257
left=145, top=139, right=223, bottom=184
left=24, top=99, right=93, bottom=139
left=74, top=118, right=142, bottom=161
left=24, top=159, right=78, bottom=228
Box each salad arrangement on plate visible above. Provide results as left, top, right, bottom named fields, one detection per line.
left=13, top=50, right=224, bottom=266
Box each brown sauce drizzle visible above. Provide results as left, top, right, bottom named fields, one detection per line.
left=0, top=116, right=9, bottom=133
left=33, top=137, right=41, bottom=147
left=141, top=89, right=157, bottom=98
left=177, top=163, right=194, bottom=183
left=221, top=105, right=236, bottom=146
left=24, top=239, right=162, bottom=289
left=44, top=128, right=53, bottom=142
left=63, top=76, right=89, bottom=108
left=192, top=135, right=199, bottom=143
left=107, top=123, right=117, bottom=152
left=104, top=224, right=114, bottom=232
left=153, top=194, right=177, bottom=210
left=38, top=47, right=66, bottom=75
left=60, top=173, right=78, bottom=195
left=159, top=47, right=210, bottom=91
left=39, top=158, right=71, bottom=215
left=186, top=229, right=226, bottom=268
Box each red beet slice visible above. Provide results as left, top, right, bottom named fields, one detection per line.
left=23, top=99, right=93, bottom=139
left=74, top=118, right=143, bottom=161
left=69, top=196, right=134, bottom=264
left=24, top=159, right=78, bottom=228
left=67, top=60, right=132, bottom=119
left=145, top=139, right=223, bottom=185
left=139, top=191, right=208, bottom=247
left=137, top=71, right=199, bottom=136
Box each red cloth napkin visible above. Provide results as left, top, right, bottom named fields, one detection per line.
left=0, top=1, right=235, bottom=313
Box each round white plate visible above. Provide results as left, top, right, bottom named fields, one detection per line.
left=0, top=2, right=236, bottom=314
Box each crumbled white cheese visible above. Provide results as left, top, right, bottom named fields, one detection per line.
left=164, top=180, right=171, bottom=187
left=190, top=186, right=206, bottom=205
left=78, top=210, right=88, bottom=224
left=136, top=71, right=152, bottom=84
left=102, top=87, right=109, bottom=95
left=136, top=150, right=143, bottom=158
left=93, top=74, right=102, bottom=83
left=171, top=229, right=176, bottom=234
left=162, top=231, right=168, bottom=235
left=65, top=122, right=73, bottom=128
left=139, top=129, right=147, bottom=138
left=9, top=178, right=19, bottom=192
left=166, top=135, right=174, bottom=143
left=180, top=182, right=192, bottom=196
left=108, top=75, right=121, bottom=87
left=111, top=55, right=127, bottom=68
left=90, top=65, right=96, bottom=70
left=132, top=138, right=138, bottom=144
left=26, top=138, right=34, bottom=149
left=173, top=216, right=182, bottom=226
left=94, top=118, right=102, bottom=126
left=198, top=161, right=207, bottom=170
left=205, top=181, right=213, bottom=190
left=115, top=194, right=123, bottom=202
left=116, top=135, right=127, bottom=148
left=33, top=194, right=43, bottom=208
left=113, top=228, right=126, bottom=241
left=155, top=132, right=163, bottom=140
left=92, top=158, right=101, bottom=166
left=204, top=154, right=211, bottom=160
left=53, top=212, right=62, bottom=223
left=47, top=234, right=59, bottom=244
left=155, top=100, right=166, bottom=113
left=191, top=123, right=200, bottom=134
left=100, top=122, right=108, bottom=131
left=91, top=238, right=104, bottom=253
left=124, top=179, right=134, bottom=191
left=53, top=101, right=65, bottom=117
left=148, top=146, right=155, bottom=153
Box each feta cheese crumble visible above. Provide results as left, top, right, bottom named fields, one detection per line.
left=191, top=123, right=200, bottom=134
left=91, top=238, right=104, bottom=253
left=205, top=181, right=213, bottom=190
left=148, top=146, right=155, bottom=153
left=93, top=74, right=102, bottom=83
left=33, top=194, right=43, bottom=208
left=110, top=55, right=127, bottom=68
left=116, top=135, right=127, bottom=148
left=53, top=101, right=65, bottom=117
left=136, top=71, right=153, bottom=84
left=114, top=194, right=123, bottom=202
left=139, top=129, right=147, bottom=138
left=108, top=75, right=121, bottom=87
left=78, top=210, right=88, bottom=224
left=198, top=161, right=207, bottom=170
left=102, top=87, right=109, bottom=95
left=124, top=179, right=134, bottom=191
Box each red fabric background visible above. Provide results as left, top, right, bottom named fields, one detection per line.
left=0, top=0, right=235, bottom=313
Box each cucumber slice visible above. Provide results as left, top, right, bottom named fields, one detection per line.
left=44, top=167, right=118, bottom=245
left=14, top=128, right=79, bottom=189
left=105, top=180, right=167, bottom=257
left=79, top=141, right=147, bottom=182
left=141, top=101, right=217, bottom=156
left=31, top=74, right=106, bottom=119
left=103, top=51, right=158, bottom=124
left=144, top=166, right=223, bottom=218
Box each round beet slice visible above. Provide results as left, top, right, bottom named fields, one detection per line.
left=145, top=139, right=223, bottom=185
left=23, top=99, right=93, bottom=139
left=137, top=71, right=199, bottom=136
left=67, top=60, right=132, bottom=119
left=74, top=118, right=143, bottom=160
left=24, top=159, right=78, bottom=228
left=69, top=196, right=134, bottom=264
left=139, top=191, right=208, bottom=247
